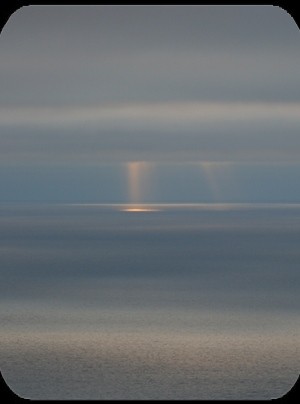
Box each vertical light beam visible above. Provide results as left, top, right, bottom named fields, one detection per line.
left=201, top=161, right=222, bottom=202
left=124, top=161, right=154, bottom=211
left=200, top=161, right=234, bottom=202
left=128, top=161, right=142, bottom=205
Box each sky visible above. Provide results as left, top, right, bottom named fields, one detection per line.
left=0, top=5, right=300, bottom=203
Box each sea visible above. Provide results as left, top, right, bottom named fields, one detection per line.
left=0, top=203, right=299, bottom=400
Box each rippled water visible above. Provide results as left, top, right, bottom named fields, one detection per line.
left=0, top=204, right=299, bottom=399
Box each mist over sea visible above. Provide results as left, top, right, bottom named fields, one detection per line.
left=0, top=203, right=299, bottom=399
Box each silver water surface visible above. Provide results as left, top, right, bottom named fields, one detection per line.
left=0, top=204, right=299, bottom=399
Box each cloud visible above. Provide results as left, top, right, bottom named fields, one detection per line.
left=1, top=6, right=299, bottom=167
left=0, top=101, right=300, bottom=165
left=1, top=6, right=299, bottom=107
left=1, top=100, right=300, bottom=127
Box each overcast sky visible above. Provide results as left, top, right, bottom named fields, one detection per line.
left=0, top=5, right=300, bottom=203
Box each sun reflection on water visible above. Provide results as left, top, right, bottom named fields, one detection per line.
left=120, top=204, right=160, bottom=212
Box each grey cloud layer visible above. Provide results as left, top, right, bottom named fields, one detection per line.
left=1, top=101, right=300, bottom=164
left=1, top=6, right=299, bottom=106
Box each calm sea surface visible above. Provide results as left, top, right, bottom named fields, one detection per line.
left=0, top=203, right=299, bottom=399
